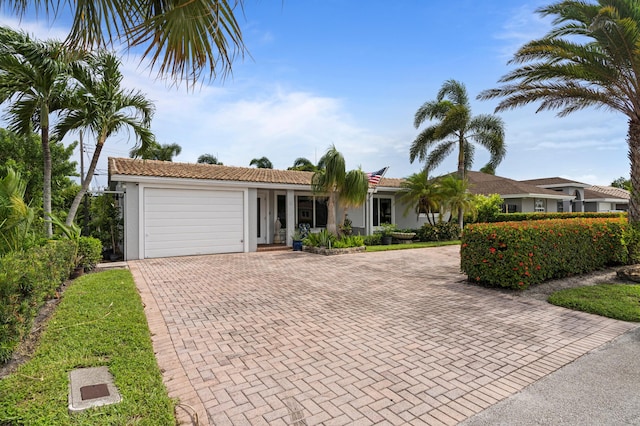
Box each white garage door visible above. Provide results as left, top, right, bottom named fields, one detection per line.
left=144, top=188, right=244, bottom=258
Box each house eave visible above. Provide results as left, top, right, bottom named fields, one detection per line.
left=109, top=174, right=311, bottom=190
left=501, top=193, right=575, bottom=201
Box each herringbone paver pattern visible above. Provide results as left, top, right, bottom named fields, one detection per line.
left=130, top=246, right=636, bottom=425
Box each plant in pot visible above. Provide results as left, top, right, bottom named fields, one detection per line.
left=291, top=229, right=305, bottom=251
left=379, top=223, right=397, bottom=245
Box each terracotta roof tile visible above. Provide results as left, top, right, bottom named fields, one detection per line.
left=109, top=157, right=399, bottom=187
left=584, top=185, right=630, bottom=200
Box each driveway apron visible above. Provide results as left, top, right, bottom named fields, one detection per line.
left=130, top=246, right=635, bottom=425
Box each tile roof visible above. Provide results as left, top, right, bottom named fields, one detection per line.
left=465, top=171, right=571, bottom=198
left=520, top=177, right=590, bottom=187
left=584, top=185, right=630, bottom=200
left=109, top=157, right=399, bottom=187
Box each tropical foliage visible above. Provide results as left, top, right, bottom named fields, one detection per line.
left=130, top=142, right=181, bottom=161
left=311, top=146, right=369, bottom=234
left=3, top=0, right=247, bottom=85
left=288, top=157, right=318, bottom=172
left=198, top=153, right=223, bottom=165
left=55, top=50, right=155, bottom=226
left=0, top=168, right=35, bottom=254
left=611, top=177, right=631, bottom=192
left=249, top=156, right=273, bottom=169
left=0, top=129, right=78, bottom=215
left=478, top=0, right=640, bottom=224
left=0, top=26, right=83, bottom=236
left=411, top=79, right=505, bottom=228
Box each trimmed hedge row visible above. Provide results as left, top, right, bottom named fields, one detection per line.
left=488, top=211, right=625, bottom=223
left=0, top=240, right=76, bottom=363
left=461, top=217, right=628, bottom=290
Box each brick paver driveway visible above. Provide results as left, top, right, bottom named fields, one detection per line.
left=130, top=246, right=635, bottom=425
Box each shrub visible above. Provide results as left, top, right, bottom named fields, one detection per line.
left=489, top=211, right=625, bottom=223
left=78, top=236, right=103, bottom=271
left=0, top=240, right=76, bottom=363
left=363, top=234, right=381, bottom=246
left=305, top=231, right=363, bottom=249
left=418, top=222, right=460, bottom=241
left=460, top=217, right=628, bottom=290
left=469, top=194, right=504, bottom=223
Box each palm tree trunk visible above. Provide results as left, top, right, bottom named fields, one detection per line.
left=42, top=126, right=53, bottom=237
left=326, top=191, right=337, bottom=234
left=457, top=135, right=465, bottom=230
left=629, top=119, right=640, bottom=224
left=66, top=141, right=104, bottom=226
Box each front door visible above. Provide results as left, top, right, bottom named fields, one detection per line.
left=257, top=192, right=268, bottom=244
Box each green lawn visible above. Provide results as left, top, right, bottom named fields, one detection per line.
left=0, top=269, right=175, bottom=425
left=365, top=240, right=460, bottom=252
left=548, top=284, right=640, bottom=322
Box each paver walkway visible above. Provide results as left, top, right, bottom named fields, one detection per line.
left=129, top=246, right=636, bottom=425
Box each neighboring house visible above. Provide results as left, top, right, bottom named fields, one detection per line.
left=108, top=157, right=416, bottom=259
left=466, top=171, right=574, bottom=213
left=521, top=177, right=629, bottom=212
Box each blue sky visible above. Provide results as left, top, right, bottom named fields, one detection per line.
left=0, top=1, right=630, bottom=188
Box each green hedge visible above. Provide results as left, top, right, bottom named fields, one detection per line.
left=488, top=211, right=626, bottom=223
left=0, top=240, right=76, bottom=363
left=78, top=236, right=102, bottom=271
left=417, top=223, right=460, bottom=241
left=460, top=218, right=628, bottom=290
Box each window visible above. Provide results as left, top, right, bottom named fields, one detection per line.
left=296, top=196, right=328, bottom=228
left=373, top=197, right=392, bottom=226
left=557, top=200, right=564, bottom=213
left=277, top=195, right=286, bottom=228
left=501, top=204, right=517, bottom=213
left=534, top=198, right=546, bottom=212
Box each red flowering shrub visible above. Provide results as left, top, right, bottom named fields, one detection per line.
left=460, top=217, right=628, bottom=290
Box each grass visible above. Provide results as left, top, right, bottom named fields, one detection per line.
left=0, top=269, right=175, bottom=425
left=365, top=240, right=460, bottom=252
left=548, top=284, right=640, bottom=322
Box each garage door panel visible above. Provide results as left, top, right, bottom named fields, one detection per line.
left=144, top=188, right=244, bottom=258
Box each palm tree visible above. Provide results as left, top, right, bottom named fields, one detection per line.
left=249, top=157, right=273, bottom=169
left=56, top=50, right=155, bottom=226
left=478, top=0, right=640, bottom=223
left=0, top=27, right=81, bottom=237
left=411, top=79, right=505, bottom=228
left=410, top=80, right=506, bottom=178
left=398, top=170, right=441, bottom=225
left=288, top=157, right=317, bottom=172
left=130, top=142, right=182, bottom=161
left=311, top=145, right=369, bottom=234
left=3, top=0, right=247, bottom=85
left=437, top=175, right=476, bottom=228
left=197, top=154, right=223, bottom=165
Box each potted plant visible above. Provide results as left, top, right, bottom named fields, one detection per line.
left=390, top=228, right=417, bottom=244
left=379, top=223, right=397, bottom=245
left=291, top=229, right=304, bottom=251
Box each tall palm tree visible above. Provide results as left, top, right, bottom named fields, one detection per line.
left=198, top=153, right=223, bottom=165
left=398, top=170, right=441, bottom=225
left=411, top=79, right=505, bottom=228
left=249, top=157, right=273, bottom=169
left=56, top=51, right=155, bottom=226
left=288, top=157, right=317, bottom=172
left=410, top=80, right=506, bottom=178
left=478, top=0, right=640, bottom=224
left=311, top=145, right=369, bottom=234
left=0, top=27, right=81, bottom=236
left=3, top=0, right=247, bottom=85
left=130, top=141, right=182, bottom=161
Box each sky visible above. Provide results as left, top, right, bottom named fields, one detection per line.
left=0, top=1, right=631, bottom=189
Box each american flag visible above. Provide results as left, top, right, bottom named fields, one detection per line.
left=367, top=167, right=388, bottom=186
